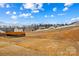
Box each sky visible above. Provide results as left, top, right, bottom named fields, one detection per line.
left=0, top=3, right=79, bottom=25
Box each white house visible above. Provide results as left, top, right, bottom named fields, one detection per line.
left=14, top=27, right=24, bottom=32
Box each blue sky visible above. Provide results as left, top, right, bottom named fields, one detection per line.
left=0, top=3, right=79, bottom=25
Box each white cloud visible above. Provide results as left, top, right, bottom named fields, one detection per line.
left=23, top=3, right=43, bottom=10
left=6, top=11, right=16, bottom=15
left=50, top=15, right=54, bottom=17
left=6, top=4, right=10, bottom=8
left=19, top=13, right=34, bottom=18
left=6, top=11, right=10, bottom=14
left=30, top=16, right=34, bottom=18
left=63, top=7, right=68, bottom=11
left=13, top=11, right=16, bottom=14
left=0, top=3, right=5, bottom=8
left=36, top=3, right=43, bottom=9
left=64, top=3, right=73, bottom=7
left=32, top=10, right=39, bottom=13
left=20, top=7, right=23, bottom=10
left=13, top=21, right=18, bottom=24
left=63, top=3, right=73, bottom=12
left=53, top=7, right=57, bottom=12
left=44, top=15, right=54, bottom=18
left=58, top=13, right=65, bottom=16
left=19, top=13, right=31, bottom=17
left=11, top=15, right=17, bottom=20
left=10, top=15, right=18, bottom=24
left=71, top=17, right=79, bottom=21
left=68, top=17, right=79, bottom=23
left=23, top=3, right=34, bottom=9
left=65, top=17, right=79, bottom=24
left=23, top=3, right=43, bottom=13
left=0, top=3, right=10, bottom=8
left=44, top=15, right=48, bottom=18
left=19, top=13, right=27, bottom=17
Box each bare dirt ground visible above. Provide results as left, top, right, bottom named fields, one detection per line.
left=0, top=26, right=79, bottom=56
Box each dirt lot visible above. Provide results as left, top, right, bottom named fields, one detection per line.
left=0, top=26, right=79, bottom=56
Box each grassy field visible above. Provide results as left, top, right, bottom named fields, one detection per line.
left=0, top=26, right=79, bottom=56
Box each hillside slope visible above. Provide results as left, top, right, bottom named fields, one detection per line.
left=0, top=26, right=79, bottom=56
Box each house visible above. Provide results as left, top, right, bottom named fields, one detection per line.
left=6, top=27, right=25, bottom=37
left=14, top=27, right=24, bottom=32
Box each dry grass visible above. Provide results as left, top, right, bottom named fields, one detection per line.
left=0, top=26, right=79, bottom=56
